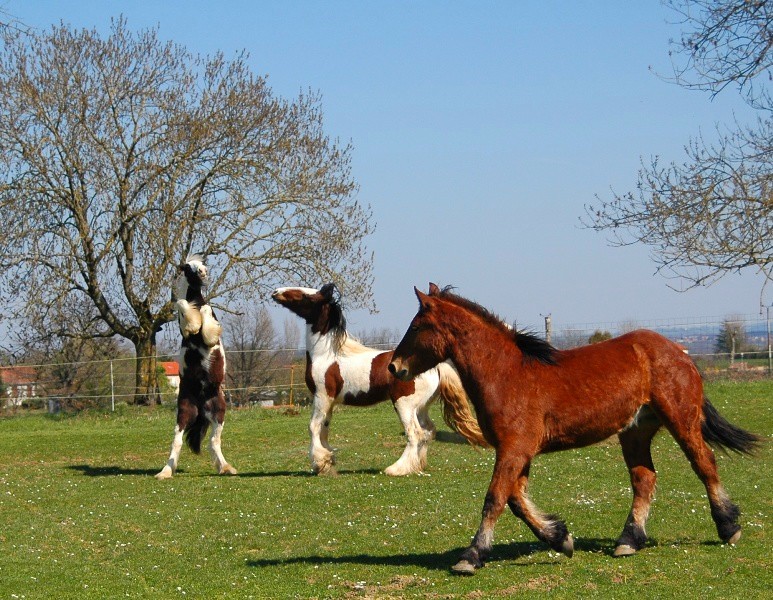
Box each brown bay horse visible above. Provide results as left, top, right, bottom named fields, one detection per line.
left=388, top=284, right=760, bottom=574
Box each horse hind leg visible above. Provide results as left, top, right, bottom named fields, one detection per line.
left=155, top=424, right=185, bottom=480
left=507, top=464, right=574, bottom=558
left=156, top=400, right=196, bottom=480
left=656, top=397, right=743, bottom=545
left=206, top=393, right=237, bottom=476
left=615, top=406, right=661, bottom=556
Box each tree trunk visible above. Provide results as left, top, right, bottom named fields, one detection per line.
left=133, top=332, right=161, bottom=406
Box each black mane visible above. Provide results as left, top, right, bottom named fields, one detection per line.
left=318, top=283, right=348, bottom=349
left=326, top=298, right=347, bottom=337
left=434, top=286, right=559, bottom=366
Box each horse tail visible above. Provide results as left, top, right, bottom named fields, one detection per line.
left=436, top=362, right=490, bottom=448
left=702, top=397, right=761, bottom=456
left=184, top=411, right=210, bottom=454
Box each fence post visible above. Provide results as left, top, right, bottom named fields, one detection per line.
left=110, top=360, right=115, bottom=412
left=289, top=365, right=294, bottom=405
left=730, top=333, right=736, bottom=366
left=766, top=305, right=772, bottom=375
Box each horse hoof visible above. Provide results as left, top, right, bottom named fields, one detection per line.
left=315, top=465, right=338, bottom=476
left=384, top=465, right=413, bottom=477
left=561, top=534, right=574, bottom=558
left=451, top=560, right=477, bottom=575
left=613, top=544, right=637, bottom=557
left=219, top=464, right=238, bottom=476
left=727, top=530, right=742, bottom=545
left=155, top=469, right=173, bottom=481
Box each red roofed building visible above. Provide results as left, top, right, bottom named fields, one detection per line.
left=1, top=366, right=39, bottom=407
left=160, top=361, right=180, bottom=392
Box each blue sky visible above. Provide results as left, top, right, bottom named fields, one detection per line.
left=4, top=1, right=767, bottom=336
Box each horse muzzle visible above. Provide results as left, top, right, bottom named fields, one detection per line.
left=388, top=359, right=411, bottom=381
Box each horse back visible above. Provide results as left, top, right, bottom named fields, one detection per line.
left=314, top=349, right=412, bottom=406
left=534, top=329, right=694, bottom=451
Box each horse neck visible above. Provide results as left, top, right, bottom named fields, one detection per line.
left=305, top=324, right=339, bottom=362
left=305, top=323, right=374, bottom=363
left=186, top=287, right=205, bottom=305
left=439, top=310, right=523, bottom=386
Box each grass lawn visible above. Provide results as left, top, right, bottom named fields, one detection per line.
left=0, top=379, right=770, bottom=599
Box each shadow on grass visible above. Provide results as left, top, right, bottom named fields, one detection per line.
left=66, top=464, right=381, bottom=478
left=246, top=538, right=617, bottom=572
left=237, top=468, right=382, bottom=478
left=434, top=431, right=472, bottom=445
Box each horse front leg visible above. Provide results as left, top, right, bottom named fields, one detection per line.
left=199, top=305, right=223, bottom=347
left=452, top=452, right=518, bottom=574
left=156, top=399, right=196, bottom=480
left=416, top=401, right=436, bottom=469
left=309, top=394, right=337, bottom=475
left=384, top=394, right=426, bottom=476
left=176, top=299, right=202, bottom=338
left=205, top=391, right=237, bottom=475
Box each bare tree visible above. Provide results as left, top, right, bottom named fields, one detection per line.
left=224, top=306, right=281, bottom=405
left=617, top=319, right=642, bottom=334
left=280, top=316, right=301, bottom=365
left=0, top=9, right=30, bottom=35
left=554, top=327, right=588, bottom=350
left=37, top=337, right=123, bottom=411
left=663, top=0, right=772, bottom=105
left=0, top=20, right=375, bottom=404
left=585, top=0, right=772, bottom=298
left=355, top=327, right=401, bottom=349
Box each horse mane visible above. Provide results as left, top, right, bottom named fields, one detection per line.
left=317, top=286, right=380, bottom=356
left=318, top=286, right=353, bottom=353
left=433, top=286, right=560, bottom=366
left=339, top=334, right=375, bottom=356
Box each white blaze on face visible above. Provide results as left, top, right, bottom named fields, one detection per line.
left=189, top=261, right=207, bottom=281
left=274, top=286, right=320, bottom=296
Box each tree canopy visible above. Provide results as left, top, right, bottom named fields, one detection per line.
left=585, top=0, right=772, bottom=299
left=0, top=19, right=375, bottom=403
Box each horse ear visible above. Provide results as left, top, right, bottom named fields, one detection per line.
left=319, top=283, right=336, bottom=300
left=414, top=287, right=432, bottom=311
left=428, top=282, right=440, bottom=295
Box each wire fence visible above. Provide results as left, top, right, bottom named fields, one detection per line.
left=2, top=313, right=771, bottom=413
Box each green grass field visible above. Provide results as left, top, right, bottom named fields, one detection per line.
left=0, top=380, right=770, bottom=599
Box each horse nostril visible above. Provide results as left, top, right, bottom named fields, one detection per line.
left=388, top=362, right=409, bottom=380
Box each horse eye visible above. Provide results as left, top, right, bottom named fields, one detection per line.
left=410, top=325, right=419, bottom=332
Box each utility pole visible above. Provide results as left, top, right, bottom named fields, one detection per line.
left=730, top=332, right=736, bottom=366
left=766, top=304, right=772, bottom=375
left=544, top=314, right=552, bottom=344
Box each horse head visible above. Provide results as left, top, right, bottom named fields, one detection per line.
left=179, top=254, right=208, bottom=289
left=389, top=284, right=448, bottom=380
left=271, top=284, right=346, bottom=337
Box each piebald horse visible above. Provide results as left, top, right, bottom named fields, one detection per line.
left=271, top=284, right=486, bottom=476
left=389, top=284, right=760, bottom=574
left=156, top=256, right=237, bottom=480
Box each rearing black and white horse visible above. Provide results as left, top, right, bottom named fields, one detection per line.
left=271, top=284, right=486, bottom=475
left=156, top=255, right=236, bottom=479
